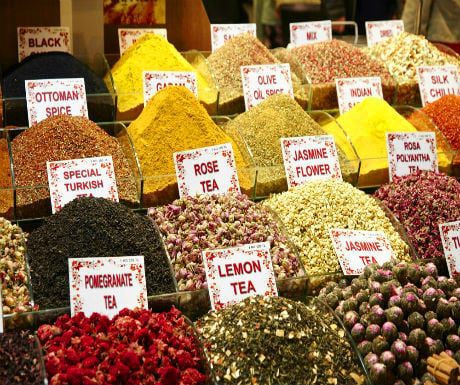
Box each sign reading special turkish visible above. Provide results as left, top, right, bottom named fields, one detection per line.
left=335, top=77, right=383, bottom=114
left=439, top=221, right=460, bottom=278
left=241, top=64, right=293, bottom=110
left=329, top=229, right=395, bottom=275
left=25, top=78, right=88, bottom=125
left=280, top=135, right=342, bottom=188
left=17, top=26, right=71, bottom=61
left=47, top=156, right=119, bottom=214
left=202, top=242, right=277, bottom=311
left=68, top=256, right=147, bottom=318
left=289, top=20, right=332, bottom=47
left=386, top=132, right=438, bottom=180
left=118, top=28, right=167, bottom=55
left=143, top=71, right=197, bottom=105
left=365, top=20, right=404, bottom=47
left=174, top=143, right=240, bottom=197
left=210, top=23, right=256, bottom=51
left=416, top=65, right=460, bottom=106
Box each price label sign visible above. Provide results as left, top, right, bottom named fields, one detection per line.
left=202, top=242, right=278, bottom=311
left=118, top=28, right=167, bottom=55
left=241, top=64, right=293, bottom=110
left=335, top=77, right=383, bottom=114
left=439, top=221, right=460, bottom=278
left=365, top=20, right=404, bottom=46
left=210, top=23, right=256, bottom=51
left=386, top=132, right=438, bottom=180
left=329, top=229, right=395, bottom=275
left=17, top=26, right=71, bottom=61
left=68, top=256, right=147, bottom=318
left=280, top=135, right=342, bottom=188
left=47, top=156, right=119, bottom=214
left=289, top=20, right=332, bottom=47
left=417, top=66, right=460, bottom=106
left=143, top=71, right=197, bottom=105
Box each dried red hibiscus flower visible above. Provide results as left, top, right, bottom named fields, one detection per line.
left=38, top=307, right=208, bottom=385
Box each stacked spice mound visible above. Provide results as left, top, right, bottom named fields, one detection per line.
left=223, top=94, right=358, bottom=196
left=38, top=308, right=208, bottom=385
left=320, top=261, right=460, bottom=384
left=264, top=179, right=412, bottom=278
left=128, top=86, right=253, bottom=206
left=148, top=192, right=303, bottom=291
left=28, top=197, right=175, bottom=309
left=11, top=115, right=138, bottom=218
left=197, top=295, right=366, bottom=385
left=0, top=137, right=13, bottom=218
left=375, top=171, right=460, bottom=262
left=2, top=52, right=113, bottom=125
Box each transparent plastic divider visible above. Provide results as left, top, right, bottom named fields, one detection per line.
left=331, top=21, right=359, bottom=45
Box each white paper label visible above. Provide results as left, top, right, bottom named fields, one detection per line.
left=210, top=23, right=256, bottom=51
left=241, top=64, right=294, bottom=110
left=365, top=20, right=404, bottom=46
left=280, top=135, right=342, bottom=187
left=417, top=66, right=460, bottom=106
left=329, top=229, right=395, bottom=275
left=17, top=26, right=71, bottom=62
left=289, top=20, right=332, bottom=47
left=118, top=28, right=167, bottom=55
left=25, top=78, right=88, bottom=126
left=386, top=132, right=438, bottom=180
left=335, top=77, right=383, bottom=114
left=143, top=71, right=198, bottom=105
left=68, top=256, right=147, bottom=318
left=47, top=156, right=119, bottom=214
left=439, top=221, right=460, bottom=278
left=174, top=143, right=240, bottom=197
left=202, top=242, right=278, bottom=311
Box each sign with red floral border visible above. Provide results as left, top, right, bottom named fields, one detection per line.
left=210, top=23, right=256, bottom=51
left=329, top=229, right=395, bottom=275
left=173, top=143, right=240, bottom=197
left=280, top=135, right=342, bottom=188
left=202, top=242, right=277, bottom=311
left=386, top=132, right=438, bottom=181
left=68, top=256, right=147, bottom=318
left=289, top=20, right=332, bottom=47
left=365, top=20, right=404, bottom=47
left=17, top=26, right=71, bottom=62
left=143, top=71, right=197, bottom=105
left=46, top=156, right=119, bottom=214
left=439, top=221, right=460, bottom=278
left=335, top=77, right=383, bottom=114
left=416, top=65, right=460, bottom=106
left=118, top=28, right=167, bottom=55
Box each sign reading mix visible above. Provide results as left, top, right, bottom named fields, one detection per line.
left=289, top=20, right=332, bottom=46
left=210, top=23, right=256, bottom=51
left=365, top=20, right=404, bottom=46
left=17, top=26, right=71, bottom=61
left=335, top=77, right=383, bottom=114
left=143, top=71, right=197, bottom=105
left=439, top=221, right=460, bottom=278
left=417, top=65, right=460, bottom=106
left=118, top=28, right=167, bottom=55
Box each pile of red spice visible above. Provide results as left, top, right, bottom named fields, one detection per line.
left=38, top=308, right=208, bottom=385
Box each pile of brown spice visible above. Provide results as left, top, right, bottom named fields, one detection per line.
left=0, top=137, right=13, bottom=219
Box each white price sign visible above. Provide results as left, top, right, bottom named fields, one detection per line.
left=17, top=26, right=71, bottom=61
left=417, top=66, right=460, bottom=106
left=210, top=23, right=256, bottom=51
left=335, top=77, right=383, bottom=114
left=439, top=221, right=460, bottom=278
left=289, top=20, right=332, bottom=47
left=365, top=20, right=404, bottom=46
left=143, top=71, right=197, bottom=105
left=118, top=28, right=167, bottom=55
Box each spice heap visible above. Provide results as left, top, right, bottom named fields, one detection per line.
left=0, top=332, right=45, bottom=385
left=264, top=179, right=412, bottom=276
left=128, top=86, right=251, bottom=206
left=148, top=192, right=302, bottom=291
left=320, top=261, right=460, bottom=384
left=38, top=307, right=208, bottom=385
left=375, top=171, right=460, bottom=261
left=28, top=197, right=175, bottom=309
left=197, top=295, right=365, bottom=385
left=271, top=47, right=308, bottom=83
left=0, top=218, right=33, bottom=314
left=11, top=115, right=138, bottom=218
left=0, top=138, right=13, bottom=218
left=2, top=52, right=113, bottom=125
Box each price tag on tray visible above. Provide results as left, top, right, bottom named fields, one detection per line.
left=289, top=20, right=332, bottom=47
left=143, top=71, right=197, bottom=105
left=17, top=26, right=71, bottom=61
left=210, top=23, right=256, bottom=51
left=439, top=221, right=460, bottom=278
left=365, top=20, right=404, bottom=47
left=417, top=65, right=460, bottom=106
left=335, top=77, right=383, bottom=114
left=118, top=28, right=167, bottom=55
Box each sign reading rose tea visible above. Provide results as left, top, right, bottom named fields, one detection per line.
left=335, top=77, right=383, bottom=114
left=240, top=64, right=293, bottom=110
left=47, top=156, right=119, bottom=214
left=386, top=132, right=438, bottom=180
left=439, top=221, right=460, bottom=278
left=416, top=66, right=460, bottom=106
left=143, top=71, right=197, bottom=105
left=174, top=143, right=240, bottom=197
left=17, top=26, right=71, bottom=61
left=25, top=78, right=88, bottom=125
left=329, top=229, right=395, bottom=275
left=118, top=28, right=167, bottom=55
left=68, top=256, right=147, bottom=318
left=210, top=23, right=256, bottom=51
left=289, top=20, right=332, bottom=47
left=202, top=242, right=277, bottom=311
left=365, top=20, right=404, bottom=46
left=280, top=135, right=342, bottom=188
